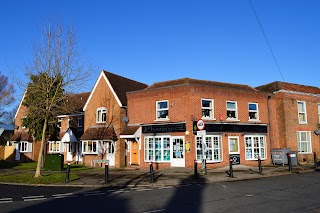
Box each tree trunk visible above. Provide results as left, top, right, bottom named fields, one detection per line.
left=34, top=117, right=48, bottom=178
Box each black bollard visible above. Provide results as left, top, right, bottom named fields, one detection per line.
left=229, top=159, right=234, bottom=178
left=314, top=152, right=317, bottom=170
left=105, top=163, right=109, bottom=183
left=287, top=153, right=292, bottom=171
left=150, top=162, right=154, bottom=183
left=194, top=160, right=198, bottom=177
left=65, top=162, right=71, bottom=183
left=258, top=156, right=262, bottom=174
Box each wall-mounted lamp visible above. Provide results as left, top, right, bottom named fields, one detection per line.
left=185, top=130, right=190, bottom=136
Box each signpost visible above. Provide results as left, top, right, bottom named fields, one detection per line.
left=197, top=119, right=206, bottom=174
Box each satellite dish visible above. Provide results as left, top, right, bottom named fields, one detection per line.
left=122, top=117, right=129, bottom=123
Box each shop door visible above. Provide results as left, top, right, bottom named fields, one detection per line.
left=171, top=137, right=185, bottom=167
left=106, top=142, right=115, bottom=166
left=66, top=143, right=74, bottom=161
left=131, top=141, right=139, bottom=165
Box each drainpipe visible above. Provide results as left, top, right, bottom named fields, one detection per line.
left=267, top=95, right=273, bottom=148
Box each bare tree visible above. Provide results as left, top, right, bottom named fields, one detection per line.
left=24, top=21, right=94, bottom=177
left=0, top=72, right=15, bottom=124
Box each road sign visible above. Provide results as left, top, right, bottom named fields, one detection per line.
left=196, top=119, right=205, bottom=130
left=197, top=130, right=206, bottom=137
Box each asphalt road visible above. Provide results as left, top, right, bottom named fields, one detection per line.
left=1, top=172, right=320, bottom=213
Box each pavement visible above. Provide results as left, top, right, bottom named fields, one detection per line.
left=63, top=164, right=316, bottom=188
left=0, top=164, right=316, bottom=188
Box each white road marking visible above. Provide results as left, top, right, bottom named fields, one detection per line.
left=143, top=209, right=166, bottom=213
left=23, top=195, right=47, bottom=202
left=0, top=198, right=13, bottom=204
left=24, top=198, right=47, bottom=202
left=22, top=195, right=45, bottom=199
left=52, top=193, right=74, bottom=197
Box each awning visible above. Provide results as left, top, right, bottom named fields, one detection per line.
left=120, top=126, right=141, bottom=139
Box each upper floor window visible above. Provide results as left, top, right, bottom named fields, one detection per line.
left=96, top=107, right=107, bottom=123
left=202, top=99, right=214, bottom=119
left=297, top=101, right=307, bottom=124
left=297, top=131, right=312, bottom=153
left=78, top=116, right=83, bottom=127
left=156, top=100, right=169, bottom=120
left=226, top=101, right=237, bottom=120
left=248, top=103, right=259, bottom=120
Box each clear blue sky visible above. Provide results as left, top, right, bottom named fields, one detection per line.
left=1, top=0, right=320, bottom=107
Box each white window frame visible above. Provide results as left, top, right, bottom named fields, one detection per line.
left=226, top=101, right=238, bottom=120
left=48, top=141, right=61, bottom=153
left=228, top=136, right=240, bottom=154
left=245, top=135, right=266, bottom=160
left=195, top=135, right=222, bottom=163
left=297, top=131, right=312, bottom=154
left=156, top=100, right=169, bottom=120
left=82, top=140, right=98, bottom=154
left=297, top=101, right=307, bottom=124
left=144, top=136, right=171, bottom=162
left=96, top=107, right=107, bottom=123
left=248, top=102, right=259, bottom=121
left=19, top=141, right=32, bottom=153
left=201, top=99, right=214, bottom=120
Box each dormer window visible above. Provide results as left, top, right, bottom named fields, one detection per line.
left=96, top=107, right=107, bottom=123
left=156, top=100, right=169, bottom=120
left=78, top=116, right=83, bottom=127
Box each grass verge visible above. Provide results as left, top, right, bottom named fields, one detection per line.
left=0, top=172, right=79, bottom=184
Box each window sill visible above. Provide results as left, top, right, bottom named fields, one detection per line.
left=154, top=118, right=170, bottom=122
left=248, top=119, right=261, bottom=123
left=202, top=117, right=216, bottom=121
left=48, top=151, right=62, bottom=153
left=226, top=118, right=240, bottom=122
left=298, top=122, right=308, bottom=125
left=245, top=158, right=266, bottom=161
left=82, top=152, right=98, bottom=155
left=20, top=151, right=32, bottom=153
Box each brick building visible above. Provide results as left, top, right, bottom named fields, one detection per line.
left=257, top=81, right=320, bottom=164
left=124, top=78, right=271, bottom=169
left=46, top=92, right=90, bottom=163
left=80, top=70, right=147, bottom=168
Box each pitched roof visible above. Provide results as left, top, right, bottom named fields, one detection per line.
left=120, top=126, right=140, bottom=136
left=256, top=81, right=320, bottom=95
left=143, top=78, right=258, bottom=92
left=103, top=71, right=148, bottom=106
left=80, top=126, right=117, bottom=140
left=10, top=131, right=33, bottom=142
left=60, top=92, right=90, bottom=114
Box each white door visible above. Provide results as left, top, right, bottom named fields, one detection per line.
left=171, top=137, right=185, bottom=167
left=15, top=143, right=20, bottom=161
left=66, top=143, right=74, bottom=161
left=106, top=141, right=115, bottom=166
left=76, top=142, right=82, bottom=162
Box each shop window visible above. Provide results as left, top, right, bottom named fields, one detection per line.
left=144, top=136, right=170, bottom=162
left=202, top=99, right=214, bottom=119
left=196, top=135, right=222, bottom=162
left=228, top=136, right=239, bottom=154
left=245, top=136, right=266, bottom=160
left=156, top=100, right=169, bottom=120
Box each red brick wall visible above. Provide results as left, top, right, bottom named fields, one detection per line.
left=128, top=85, right=271, bottom=169
left=83, top=75, right=127, bottom=168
